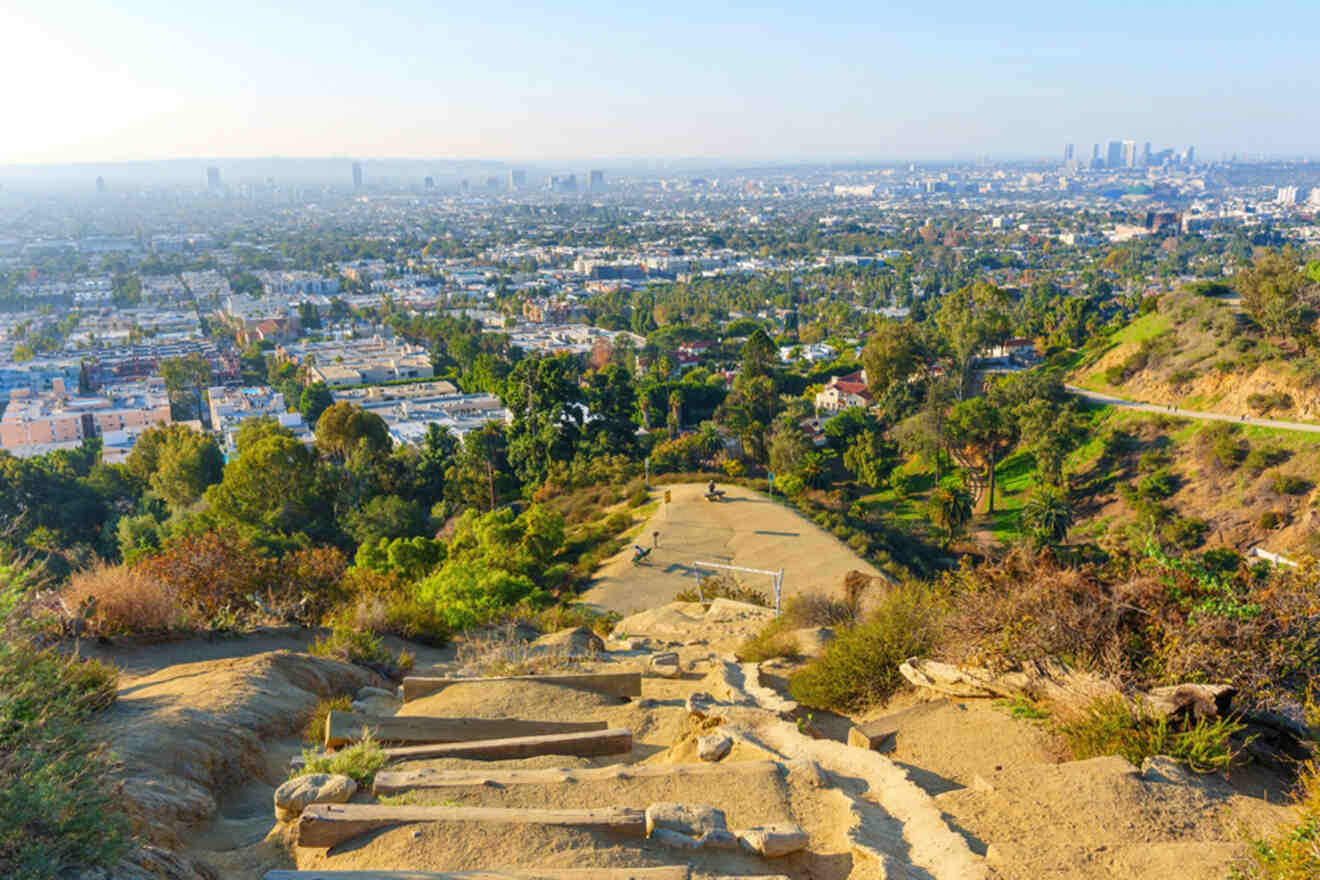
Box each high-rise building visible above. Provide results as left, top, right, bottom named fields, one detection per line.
left=1121, top=140, right=1137, bottom=168
left=1277, top=186, right=1299, bottom=206
left=1064, top=144, right=1075, bottom=163
left=352, top=162, right=363, bottom=188
left=1142, top=142, right=1152, bottom=166
left=486, top=176, right=499, bottom=191
left=206, top=167, right=221, bottom=190
left=95, top=176, right=106, bottom=193
left=424, top=176, right=434, bottom=189
left=508, top=169, right=526, bottom=190
left=460, top=179, right=470, bottom=194
left=589, top=169, right=605, bottom=190
left=1106, top=141, right=1123, bottom=168
left=1185, top=146, right=1196, bottom=165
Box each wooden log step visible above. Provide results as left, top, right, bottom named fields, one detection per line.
left=373, top=759, right=782, bottom=795
left=325, top=711, right=609, bottom=748
left=293, top=728, right=633, bottom=772
left=296, top=803, right=646, bottom=849
left=264, top=869, right=690, bottom=880
left=402, top=672, right=642, bottom=703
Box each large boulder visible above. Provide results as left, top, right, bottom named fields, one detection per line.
left=649, top=651, right=682, bottom=678
left=698, top=733, right=733, bottom=762
left=274, top=773, right=356, bottom=822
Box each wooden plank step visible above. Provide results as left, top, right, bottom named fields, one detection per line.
left=402, top=672, right=642, bottom=702
left=293, top=728, right=633, bottom=772
left=373, top=759, right=781, bottom=795
left=296, top=803, right=646, bottom=849
left=325, top=711, right=609, bottom=748
left=264, top=869, right=690, bottom=880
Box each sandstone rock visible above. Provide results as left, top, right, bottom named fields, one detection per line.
left=645, top=802, right=728, bottom=838
left=701, top=827, right=741, bottom=849
left=93, top=651, right=382, bottom=847
left=686, top=691, right=718, bottom=716
left=356, top=686, right=396, bottom=700
left=697, top=733, right=733, bottom=762
left=651, top=828, right=705, bottom=849
left=528, top=626, right=604, bottom=657
left=1143, top=684, right=1236, bottom=720
left=352, top=694, right=401, bottom=716
left=274, top=773, right=356, bottom=822
left=649, top=651, right=682, bottom=678
left=736, top=823, right=810, bottom=857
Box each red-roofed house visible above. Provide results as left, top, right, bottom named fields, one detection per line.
left=814, top=370, right=874, bottom=413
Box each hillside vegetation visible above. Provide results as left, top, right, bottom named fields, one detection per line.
left=1073, top=265, right=1320, bottom=422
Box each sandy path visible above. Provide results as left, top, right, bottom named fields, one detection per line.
left=581, top=482, right=882, bottom=615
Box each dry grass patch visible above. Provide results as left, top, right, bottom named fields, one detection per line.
left=61, top=562, right=191, bottom=636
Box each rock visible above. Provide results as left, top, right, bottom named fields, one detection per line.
left=847, top=700, right=950, bottom=753
left=528, top=626, right=604, bottom=657
left=651, top=828, right=705, bottom=849
left=1141, top=755, right=1231, bottom=792
left=1143, top=684, right=1236, bottom=720
left=351, top=694, right=401, bottom=716
left=697, top=733, right=733, bottom=762
left=701, top=828, right=741, bottom=850
left=736, top=823, right=810, bottom=857
left=356, top=686, right=396, bottom=700
left=899, top=656, right=1120, bottom=708
left=93, top=651, right=383, bottom=847
left=649, top=651, right=682, bottom=678
left=645, top=802, right=728, bottom=838
left=686, top=691, right=718, bottom=716
left=273, top=773, right=357, bottom=822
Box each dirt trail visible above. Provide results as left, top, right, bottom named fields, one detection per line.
left=583, top=482, right=885, bottom=614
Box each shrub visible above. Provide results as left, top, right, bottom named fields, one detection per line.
left=62, top=562, right=190, bottom=636
left=297, top=730, right=388, bottom=787
left=1269, top=472, right=1310, bottom=495
left=1247, top=391, right=1294, bottom=416
left=722, top=457, right=747, bottom=477
left=674, top=573, right=770, bottom=607
left=0, top=644, right=130, bottom=878
left=304, top=696, right=352, bottom=746
left=309, top=625, right=414, bottom=679
left=1241, top=762, right=1320, bottom=878
left=1161, top=515, right=1209, bottom=549
left=1058, top=696, right=1246, bottom=773
left=777, top=473, right=806, bottom=497
left=1258, top=511, right=1287, bottom=530
left=789, top=586, right=938, bottom=712
left=737, top=616, right=801, bottom=663
left=1136, top=468, right=1178, bottom=500
left=415, top=559, right=550, bottom=630
left=1245, top=445, right=1290, bottom=475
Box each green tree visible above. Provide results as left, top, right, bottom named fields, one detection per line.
left=740, top=328, right=776, bottom=379
left=927, top=483, right=973, bottom=547
left=299, top=382, right=334, bottom=427
left=315, top=402, right=391, bottom=461
left=343, top=495, right=427, bottom=546
left=768, top=421, right=812, bottom=476
left=935, top=281, right=1011, bottom=397
left=447, top=422, right=514, bottom=511
left=946, top=397, right=1018, bottom=514
left=844, top=429, right=888, bottom=488
left=861, top=319, right=923, bottom=394
left=1235, top=249, right=1318, bottom=347
left=149, top=430, right=224, bottom=511
left=502, top=354, right=584, bottom=487
left=583, top=364, right=638, bottom=457
left=160, top=353, right=212, bottom=421
left=204, top=434, right=326, bottom=539
left=1020, top=486, right=1074, bottom=548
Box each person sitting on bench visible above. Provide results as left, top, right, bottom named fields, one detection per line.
left=705, top=479, right=725, bottom=500
left=632, top=544, right=652, bottom=564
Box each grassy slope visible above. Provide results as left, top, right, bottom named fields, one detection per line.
left=879, top=401, right=1320, bottom=556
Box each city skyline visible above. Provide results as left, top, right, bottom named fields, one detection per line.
left=6, top=0, right=1320, bottom=166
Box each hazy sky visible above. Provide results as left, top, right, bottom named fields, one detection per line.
left=5, top=0, right=1318, bottom=164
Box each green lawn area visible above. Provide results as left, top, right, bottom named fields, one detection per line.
left=1111, top=311, right=1171, bottom=345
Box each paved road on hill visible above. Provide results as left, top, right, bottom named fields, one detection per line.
left=581, top=482, right=886, bottom=615
left=1065, top=385, right=1320, bottom=434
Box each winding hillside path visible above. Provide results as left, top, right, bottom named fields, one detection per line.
left=582, top=482, right=884, bottom=615
left=1065, top=385, right=1320, bottom=434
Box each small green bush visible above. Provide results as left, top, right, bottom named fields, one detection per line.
left=1258, top=511, right=1287, bottom=530
left=1245, top=445, right=1290, bottom=475
left=674, top=574, right=769, bottom=607
left=1136, top=468, right=1178, bottom=500
left=304, top=696, right=353, bottom=746
left=297, top=730, right=389, bottom=787
left=1269, top=472, right=1309, bottom=496
left=788, top=586, right=938, bottom=712
left=737, top=617, right=801, bottom=663
left=1058, top=696, right=1246, bottom=773
left=309, top=626, right=415, bottom=679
